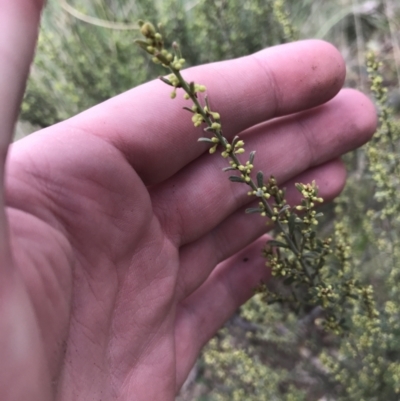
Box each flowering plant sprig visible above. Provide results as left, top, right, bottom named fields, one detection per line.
left=366, top=52, right=400, bottom=219
left=136, top=21, right=375, bottom=334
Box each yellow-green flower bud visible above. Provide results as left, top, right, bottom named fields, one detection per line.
left=140, top=22, right=156, bottom=38
left=211, top=122, right=221, bottom=130
left=195, top=84, right=207, bottom=92
left=209, top=145, right=217, bottom=154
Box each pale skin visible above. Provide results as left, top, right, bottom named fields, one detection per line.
left=0, top=1, right=377, bottom=400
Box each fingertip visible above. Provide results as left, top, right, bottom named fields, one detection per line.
left=253, top=39, right=346, bottom=114
left=340, top=88, right=378, bottom=144
left=315, top=158, right=347, bottom=201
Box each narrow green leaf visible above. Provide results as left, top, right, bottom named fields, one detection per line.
left=267, top=240, right=289, bottom=249
left=134, top=39, right=149, bottom=49
left=249, top=151, right=256, bottom=164
left=347, top=293, right=359, bottom=300
left=303, top=251, right=320, bottom=259
left=159, top=76, right=174, bottom=86
left=197, top=137, right=214, bottom=143
left=283, top=277, right=296, bottom=286
left=229, top=176, right=245, bottom=183
left=316, top=258, right=326, bottom=271
left=155, top=52, right=170, bottom=65
left=278, top=204, right=291, bottom=215
left=257, top=171, right=264, bottom=187
left=245, top=207, right=263, bottom=214
left=231, top=136, right=240, bottom=147
left=288, top=214, right=296, bottom=235
left=295, top=183, right=304, bottom=192
left=204, top=95, right=210, bottom=109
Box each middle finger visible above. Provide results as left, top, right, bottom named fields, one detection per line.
left=150, top=88, right=376, bottom=246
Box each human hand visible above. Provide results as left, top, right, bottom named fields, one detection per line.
left=0, top=2, right=377, bottom=400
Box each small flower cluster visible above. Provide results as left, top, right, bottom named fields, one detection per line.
left=136, top=21, right=185, bottom=70
left=272, top=0, right=299, bottom=42
left=366, top=51, right=400, bottom=219
left=258, top=185, right=376, bottom=334
left=203, top=330, right=307, bottom=401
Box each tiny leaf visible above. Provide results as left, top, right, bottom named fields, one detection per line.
left=134, top=39, right=150, bottom=49
left=229, top=176, right=245, bottom=183
left=278, top=204, right=291, bottom=215
left=295, top=183, right=304, bottom=192
left=159, top=76, right=174, bottom=86
left=231, top=136, right=240, bottom=147
left=267, top=240, right=289, bottom=249
left=303, top=251, right=320, bottom=259
left=205, top=96, right=210, bottom=109
left=155, top=52, right=170, bottom=65
left=257, top=171, right=264, bottom=188
left=283, top=277, right=296, bottom=286
left=288, top=214, right=296, bottom=235
left=249, top=151, right=256, bottom=164
left=245, top=207, right=263, bottom=214
left=197, top=137, right=214, bottom=143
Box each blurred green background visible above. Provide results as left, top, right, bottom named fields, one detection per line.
left=22, top=0, right=400, bottom=131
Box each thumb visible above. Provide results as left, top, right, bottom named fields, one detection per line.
left=0, top=0, right=44, bottom=258
left=0, top=2, right=53, bottom=401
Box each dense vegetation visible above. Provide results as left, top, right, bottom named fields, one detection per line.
left=21, top=0, right=400, bottom=399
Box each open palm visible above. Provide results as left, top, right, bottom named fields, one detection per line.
left=0, top=2, right=376, bottom=400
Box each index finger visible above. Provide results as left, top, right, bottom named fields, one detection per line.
left=62, top=40, right=345, bottom=185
